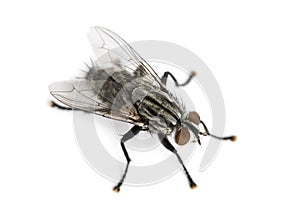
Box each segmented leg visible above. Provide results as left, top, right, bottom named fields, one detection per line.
left=159, top=134, right=197, bottom=189
left=113, top=126, right=142, bottom=192
left=161, top=71, right=196, bottom=86
left=199, top=120, right=237, bottom=141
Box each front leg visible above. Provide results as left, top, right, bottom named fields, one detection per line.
left=158, top=134, right=197, bottom=189
left=199, top=120, right=237, bottom=141
left=161, top=71, right=196, bottom=86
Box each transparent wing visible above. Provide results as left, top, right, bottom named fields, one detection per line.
left=88, top=26, right=164, bottom=89
left=49, top=79, right=146, bottom=127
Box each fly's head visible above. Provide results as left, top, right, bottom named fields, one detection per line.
left=175, top=111, right=202, bottom=146
left=175, top=111, right=237, bottom=145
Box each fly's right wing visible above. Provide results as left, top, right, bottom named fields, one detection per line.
left=88, top=27, right=165, bottom=90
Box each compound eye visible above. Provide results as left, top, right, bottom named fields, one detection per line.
left=175, top=127, right=190, bottom=145
left=188, top=111, right=200, bottom=125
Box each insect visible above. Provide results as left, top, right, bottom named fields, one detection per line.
left=49, top=27, right=237, bottom=192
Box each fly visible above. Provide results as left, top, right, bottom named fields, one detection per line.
left=49, top=27, right=237, bottom=192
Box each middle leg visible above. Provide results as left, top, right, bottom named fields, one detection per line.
left=113, top=125, right=142, bottom=192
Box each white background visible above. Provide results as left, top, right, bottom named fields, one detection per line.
left=0, top=0, right=299, bottom=223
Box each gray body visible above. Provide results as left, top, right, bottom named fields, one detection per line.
left=86, top=67, right=185, bottom=135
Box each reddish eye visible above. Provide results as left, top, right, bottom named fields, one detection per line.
left=175, top=127, right=190, bottom=145
left=188, top=111, right=200, bottom=125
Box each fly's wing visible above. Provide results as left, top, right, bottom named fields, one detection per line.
left=88, top=27, right=164, bottom=89
left=49, top=27, right=165, bottom=128
left=49, top=79, right=146, bottom=127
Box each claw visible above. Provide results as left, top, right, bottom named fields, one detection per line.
left=113, top=186, right=120, bottom=193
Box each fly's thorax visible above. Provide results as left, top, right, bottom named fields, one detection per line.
left=134, top=89, right=183, bottom=135
left=131, top=86, right=152, bottom=104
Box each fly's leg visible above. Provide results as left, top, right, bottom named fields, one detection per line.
left=161, top=71, right=196, bottom=86
left=199, top=120, right=237, bottom=141
left=49, top=101, right=72, bottom=110
left=113, top=126, right=142, bottom=192
left=159, top=134, right=197, bottom=189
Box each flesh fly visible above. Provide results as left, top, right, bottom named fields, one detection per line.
left=49, top=27, right=236, bottom=192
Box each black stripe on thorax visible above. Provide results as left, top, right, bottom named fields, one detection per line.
left=142, top=94, right=180, bottom=123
